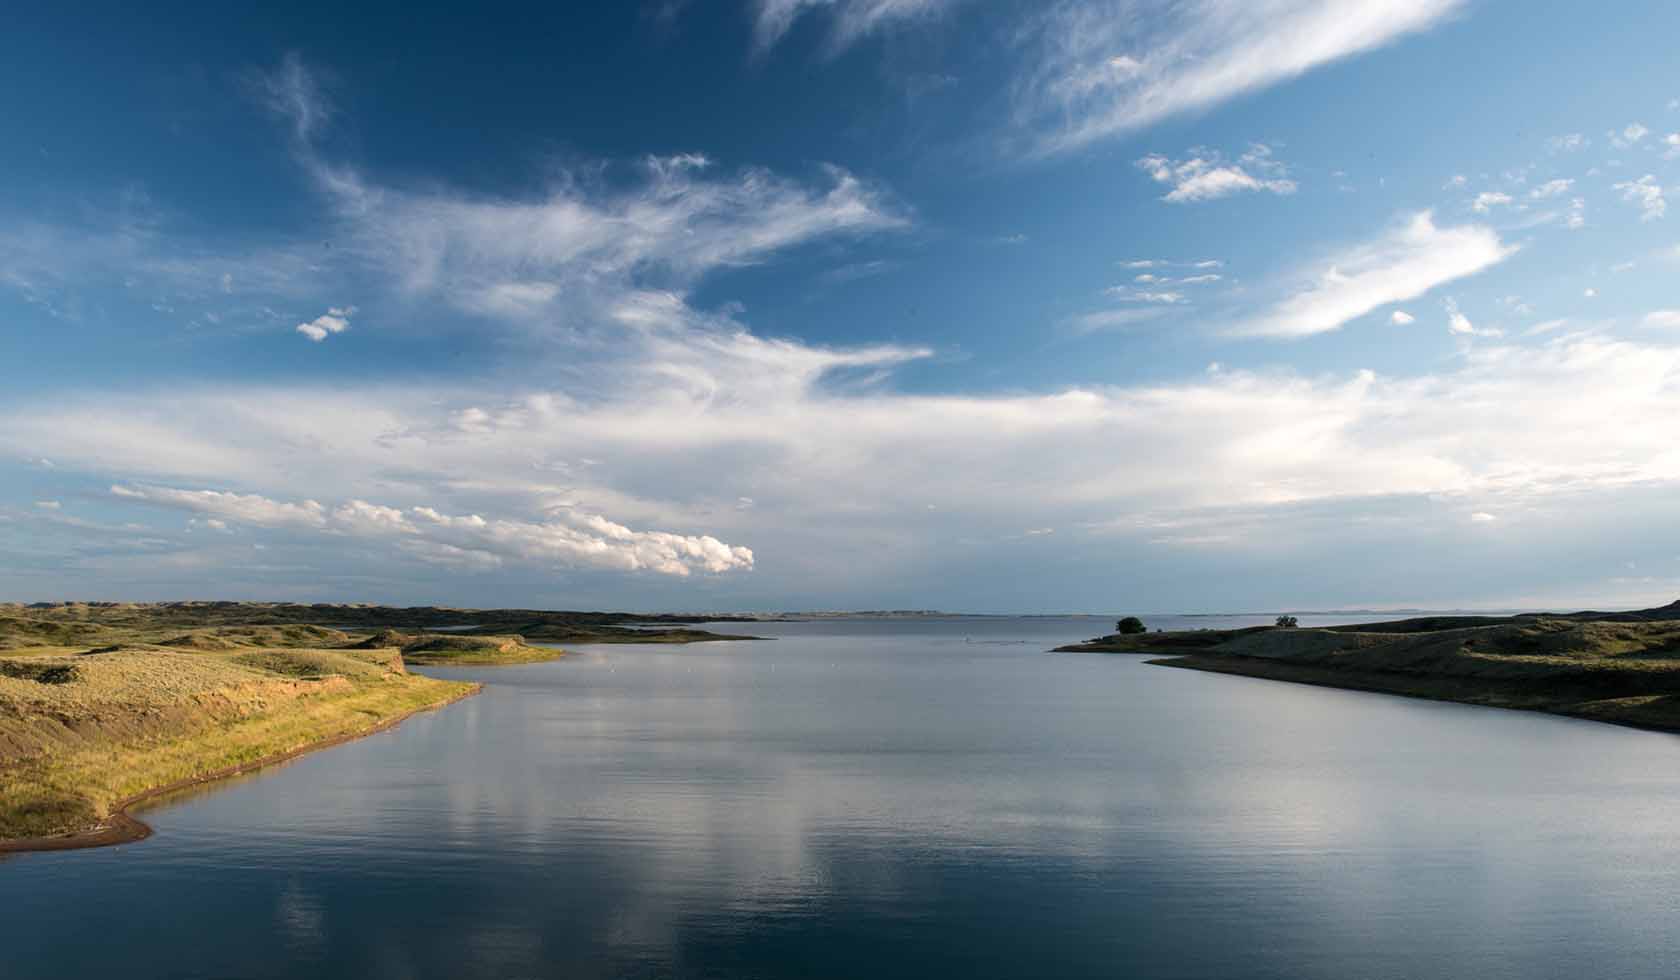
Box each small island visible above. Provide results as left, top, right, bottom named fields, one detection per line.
left=1058, top=601, right=1680, bottom=733
left=0, top=602, right=763, bottom=851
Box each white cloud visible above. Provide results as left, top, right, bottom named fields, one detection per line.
left=34, top=500, right=61, bottom=510
left=1105, top=286, right=1186, bottom=304
left=111, top=484, right=330, bottom=527
left=1444, top=297, right=1498, bottom=337
left=1565, top=197, right=1586, bottom=230
left=1645, top=311, right=1680, bottom=329
left=753, top=0, right=956, bottom=51
left=1136, top=144, right=1297, bottom=203
left=1015, top=0, right=1466, bottom=155
left=1228, top=211, right=1515, bottom=338
left=1064, top=307, right=1171, bottom=334
left=1614, top=176, right=1667, bottom=221
left=1389, top=310, right=1415, bottom=326
left=295, top=306, right=354, bottom=342
left=1470, top=511, right=1497, bottom=523
left=1667, top=134, right=1680, bottom=159
left=1610, top=122, right=1650, bottom=149
left=1471, top=191, right=1514, bottom=214
left=108, top=483, right=753, bottom=577
left=1584, top=288, right=1598, bottom=298
left=258, top=52, right=334, bottom=143
left=256, top=58, right=909, bottom=339
left=1530, top=178, right=1573, bottom=199
left=1444, top=174, right=1468, bottom=189
left=12, top=330, right=1680, bottom=600
left=1120, top=258, right=1222, bottom=270
left=1548, top=133, right=1588, bottom=153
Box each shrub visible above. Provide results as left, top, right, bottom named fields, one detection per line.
left=1116, top=616, right=1147, bottom=635
left=1275, top=615, right=1299, bottom=628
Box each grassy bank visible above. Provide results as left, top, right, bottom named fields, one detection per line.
left=0, top=620, right=506, bottom=847
left=1057, top=603, right=1680, bottom=733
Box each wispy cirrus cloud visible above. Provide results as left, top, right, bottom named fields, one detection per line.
left=1228, top=211, right=1514, bottom=339
left=258, top=56, right=908, bottom=335
left=752, top=0, right=957, bottom=52
left=1013, top=0, right=1466, bottom=156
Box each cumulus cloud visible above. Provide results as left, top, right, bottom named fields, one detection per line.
left=1135, top=144, right=1297, bottom=203
left=1014, top=0, right=1466, bottom=155
left=1615, top=176, right=1667, bottom=221
left=1645, top=311, right=1680, bottom=329
left=1530, top=178, right=1574, bottom=199
left=296, top=306, right=354, bottom=342
left=108, top=483, right=753, bottom=577
left=8, top=328, right=1680, bottom=603
left=1228, top=211, right=1515, bottom=338
left=1390, top=310, right=1415, bottom=326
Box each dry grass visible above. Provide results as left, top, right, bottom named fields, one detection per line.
left=396, top=634, right=563, bottom=665
left=1057, top=611, right=1680, bottom=734
left=0, top=633, right=475, bottom=843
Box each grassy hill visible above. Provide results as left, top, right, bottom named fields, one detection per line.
left=0, top=608, right=583, bottom=848
left=1057, top=603, right=1680, bottom=733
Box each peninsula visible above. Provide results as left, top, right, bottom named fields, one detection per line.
left=0, top=602, right=763, bottom=851
left=1057, top=601, right=1680, bottom=733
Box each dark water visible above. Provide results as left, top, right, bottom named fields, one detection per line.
left=9, top=615, right=1680, bottom=979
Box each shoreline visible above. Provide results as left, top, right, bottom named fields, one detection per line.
left=0, top=682, right=481, bottom=856
left=1150, top=653, right=1680, bottom=737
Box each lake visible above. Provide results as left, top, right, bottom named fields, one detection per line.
left=9, top=615, right=1680, bottom=979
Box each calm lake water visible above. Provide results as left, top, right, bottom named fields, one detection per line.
left=9, top=614, right=1680, bottom=979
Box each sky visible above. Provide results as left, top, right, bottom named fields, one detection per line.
left=2, top=1, right=1679, bottom=613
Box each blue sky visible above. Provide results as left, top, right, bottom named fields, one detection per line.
left=3, top=1, right=1679, bottom=612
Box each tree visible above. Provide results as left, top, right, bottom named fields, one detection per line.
left=1275, top=615, right=1299, bottom=628
left=1116, top=616, right=1147, bottom=635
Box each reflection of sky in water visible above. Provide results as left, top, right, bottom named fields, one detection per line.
left=8, top=616, right=1680, bottom=979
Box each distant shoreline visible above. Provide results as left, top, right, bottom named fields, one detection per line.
left=1057, top=601, right=1680, bottom=736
